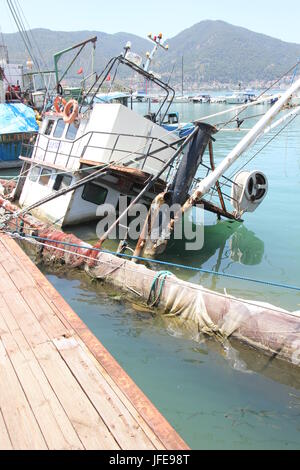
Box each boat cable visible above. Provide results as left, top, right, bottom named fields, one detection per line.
left=191, top=60, right=300, bottom=130
left=3, top=230, right=300, bottom=320
left=225, top=113, right=299, bottom=188
left=6, top=0, right=48, bottom=92
left=7, top=230, right=300, bottom=295
left=215, top=60, right=300, bottom=132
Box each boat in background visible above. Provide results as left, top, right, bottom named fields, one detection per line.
left=191, top=94, right=211, bottom=104
left=173, top=95, right=191, bottom=103
left=226, top=89, right=257, bottom=105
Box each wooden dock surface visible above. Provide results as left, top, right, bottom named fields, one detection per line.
left=0, top=234, right=188, bottom=451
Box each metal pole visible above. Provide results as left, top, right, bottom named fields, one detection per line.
left=182, top=56, right=184, bottom=97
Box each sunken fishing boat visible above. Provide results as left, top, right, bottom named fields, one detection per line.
left=1, top=35, right=300, bottom=367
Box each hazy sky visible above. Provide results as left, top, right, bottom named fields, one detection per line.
left=1, top=0, right=300, bottom=44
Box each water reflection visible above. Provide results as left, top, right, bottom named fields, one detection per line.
left=230, top=226, right=265, bottom=266
left=68, top=218, right=264, bottom=274
left=161, top=220, right=264, bottom=274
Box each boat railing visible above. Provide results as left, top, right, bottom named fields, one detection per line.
left=20, top=128, right=182, bottom=181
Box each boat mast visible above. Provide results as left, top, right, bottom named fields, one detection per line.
left=54, top=36, right=97, bottom=90
left=0, top=67, right=5, bottom=103
left=182, top=56, right=184, bottom=97
left=189, top=77, right=300, bottom=203
left=144, top=33, right=169, bottom=73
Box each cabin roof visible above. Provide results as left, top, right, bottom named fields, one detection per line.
left=94, top=92, right=130, bottom=103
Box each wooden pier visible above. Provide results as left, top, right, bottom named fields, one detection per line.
left=0, top=234, right=188, bottom=451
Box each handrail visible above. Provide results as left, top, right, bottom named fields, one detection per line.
left=21, top=128, right=181, bottom=169
left=21, top=141, right=171, bottom=167
left=35, top=127, right=178, bottom=149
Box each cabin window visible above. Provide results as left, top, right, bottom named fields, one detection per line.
left=29, top=166, right=41, bottom=182
left=66, top=123, right=78, bottom=141
left=44, top=120, right=55, bottom=136
left=82, top=183, right=108, bottom=206
left=39, top=168, right=53, bottom=187
left=53, top=119, right=65, bottom=139
left=53, top=174, right=73, bottom=191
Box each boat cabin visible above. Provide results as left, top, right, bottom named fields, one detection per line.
left=18, top=101, right=178, bottom=226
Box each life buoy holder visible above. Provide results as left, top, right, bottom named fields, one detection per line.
left=57, top=83, right=63, bottom=96
left=54, top=96, right=67, bottom=115
left=63, top=99, right=79, bottom=124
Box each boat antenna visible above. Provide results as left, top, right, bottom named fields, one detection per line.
left=144, top=33, right=169, bottom=73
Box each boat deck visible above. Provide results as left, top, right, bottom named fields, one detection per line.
left=0, top=234, right=188, bottom=450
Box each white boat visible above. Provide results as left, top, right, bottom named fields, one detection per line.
left=173, top=95, right=190, bottom=103
left=191, top=94, right=211, bottom=104
left=226, top=90, right=257, bottom=105
left=210, top=96, right=227, bottom=104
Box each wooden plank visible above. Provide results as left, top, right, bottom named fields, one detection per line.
left=0, top=339, right=48, bottom=450
left=0, top=269, right=49, bottom=347
left=0, top=244, right=159, bottom=450
left=21, top=286, right=70, bottom=341
left=67, top=333, right=165, bottom=450
left=0, top=330, right=83, bottom=450
left=54, top=336, right=156, bottom=450
left=1, top=235, right=189, bottom=450
left=0, top=409, right=13, bottom=450
left=0, top=291, right=117, bottom=450
left=2, top=240, right=166, bottom=449
left=22, top=282, right=165, bottom=449
left=0, top=295, right=85, bottom=451
left=33, top=341, right=120, bottom=450
left=0, top=243, right=70, bottom=341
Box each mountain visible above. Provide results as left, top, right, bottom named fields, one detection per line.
left=163, top=20, right=300, bottom=85
left=1, top=28, right=150, bottom=76
left=2, top=21, right=300, bottom=87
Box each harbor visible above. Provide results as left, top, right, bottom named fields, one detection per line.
left=1, top=0, right=300, bottom=453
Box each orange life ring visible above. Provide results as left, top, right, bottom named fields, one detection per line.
left=54, top=96, right=67, bottom=115
left=63, top=99, right=79, bottom=124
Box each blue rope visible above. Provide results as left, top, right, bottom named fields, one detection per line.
left=147, top=271, right=173, bottom=308
left=16, top=233, right=300, bottom=294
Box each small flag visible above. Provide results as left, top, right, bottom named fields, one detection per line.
left=77, top=67, right=84, bottom=75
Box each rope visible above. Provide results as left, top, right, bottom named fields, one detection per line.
left=4, top=230, right=300, bottom=320
left=225, top=114, right=299, bottom=188
left=147, top=271, right=173, bottom=308
left=8, top=232, right=300, bottom=294
left=216, top=60, right=300, bottom=132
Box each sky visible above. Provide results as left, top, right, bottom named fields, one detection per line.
left=1, top=0, right=300, bottom=44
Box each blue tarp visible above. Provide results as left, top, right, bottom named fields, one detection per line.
left=0, top=103, right=39, bottom=135
left=162, top=122, right=195, bottom=138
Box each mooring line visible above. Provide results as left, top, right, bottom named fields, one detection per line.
left=5, top=230, right=300, bottom=319
left=12, top=233, right=300, bottom=294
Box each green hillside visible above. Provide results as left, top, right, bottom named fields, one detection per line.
left=2, top=20, right=300, bottom=87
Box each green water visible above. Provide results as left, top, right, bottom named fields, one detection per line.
left=5, top=102, right=300, bottom=449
